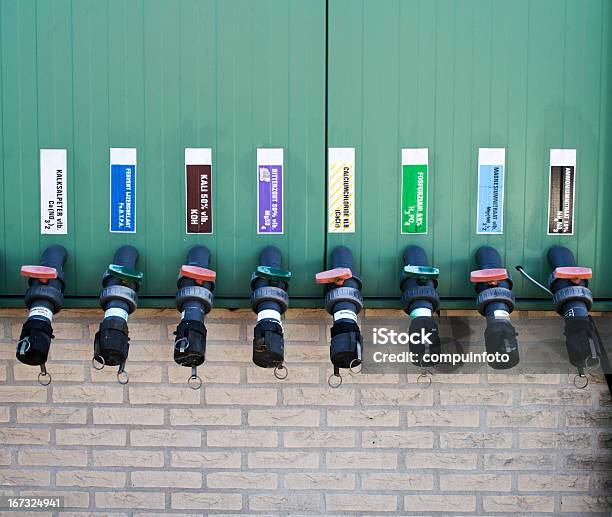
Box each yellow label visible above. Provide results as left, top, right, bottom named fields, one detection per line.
left=328, top=148, right=355, bottom=233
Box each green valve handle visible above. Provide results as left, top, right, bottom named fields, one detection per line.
left=108, top=264, right=144, bottom=282
left=255, top=265, right=292, bottom=282
left=403, top=265, right=439, bottom=284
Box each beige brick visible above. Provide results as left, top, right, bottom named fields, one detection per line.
left=207, top=429, right=277, bottom=447
left=56, top=470, right=126, bottom=488
left=283, top=387, right=354, bottom=405
left=93, top=407, right=164, bottom=426
left=53, top=385, right=123, bottom=404
left=168, top=364, right=240, bottom=384
left=440, top=387, right=512, bottom=405
left=284, top=473, right=355, bottom=490
left=207, top=472, right=277, bottom=489
left=283, top=324, right=320, bottom=342
left=170, top=408, right=241, bottom=426
left=360, top=387, right=433, bottom=406
left=326, top=494, right=397, bottom=512
left=171, top=492, right=242, bottom=510
left=0, top=364, right=6, bottom=381
left=486, top=409, right=557, bottom=428
left=206, top=387, right=277, bottom=405
left=247, top=365, right=319, bottom=384
left=49, top=322, right=84, bottom=340
left=0, top=449, right=11, bottom=465
left=440, top=473, right=511, bottom=491
left=440, top=431, right=512, bottom=449
left=14, top=362, right=84, bottom=382
left=483, top=495, right=555, bottom=513
left=488, top=372, right=561, bottom=384
left=407, top=373, right=481, bottom=384
left=484, top=453, right=555, bottom=470
left=404, top=495, right=476, bottom=512
left=518, top=473, right=590, bottom=491
left=519, top=431, right=592, bottom=449
left=249, top=494, right=319, bottom=512
left=128, top=343, right=173, bottom=362
left=171, top=451, right=241, bottom=469
left=204, top=322, right=242, bottom=341
left=95, top=491, right=165, bottom=509
left=248, top=409, right=320, bottom=427
left=406, top=409, right=479, bottom=427
left=0, top=385, right=47, bottom=402
left=56, top=428, right=126, bottom=446
left=566, top=410, right=612, bottom=427
left=248, top=451, right=319, bottom=469
left=341, top=372, right=400, bottom=384
left=0, top=407, right=8, bottom=424
left=130, top=429, right=201, bottom=447
left=124, top=322, right=161, bottom=341
left=283, top=430, right=355, bottom=448
left=285, top=345, right=329, bottom=363
left=598, top=431, right=612, bottom=448
left=362, top=473, right=433, bottom=491
left=48, top=343, right=90, bottom=361
left=406, top=452, right=477, bottom=470
left=92, top=363, right=163, bottom=383
left=327, top=409, right=400, bottom=427
left=560, top=495, right=612, bottom=513
left=327, top=451, right=397, bottom=470
left=562, top=452, right=611, bottom=470
left=20, top=490, right=89, bottom=508
left=129, top=386, right=200, bottom=405
left=521, top=387, right=593, bottom=406
left=362, top=430, right=434, bottom=449
left=0, top=470, right=50, bottom=486
left=0, top=427, right=50, bottom=445
left=18, top=448, right=87, bottom=467
left=93, top=450, right=164, bottom=468
left=16, top=406, right=86, bottom=424
left=132, top=470, right=201, bottom=488
left=205, top=344, right=251, bottom=362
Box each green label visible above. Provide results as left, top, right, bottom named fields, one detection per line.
left=401, top=164, right=428, bottom=234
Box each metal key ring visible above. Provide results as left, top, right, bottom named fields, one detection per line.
left=117, top=369, right=129, bottom=385
left=349, top=359, right=362, bottom=375
left=17, top=337, right=31, bottom=354
left=328, top=373, right=342, bottom=388
left=92, top=355, right=105, bottom=370
left=573, top=373, right=589, bottom=389
left=174, top=337, right=190, bottom=352
left=188, top=374, right=203, bottom=390
left=417, top=372, right=432, bottom=387
left=38, top=370, right=52, bottom=386
left=274, top=364, right=289, bottom=380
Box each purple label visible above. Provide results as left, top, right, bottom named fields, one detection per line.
left=257, top=165, right=283, bottom=234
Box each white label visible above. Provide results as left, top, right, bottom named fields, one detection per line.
left=109, top=148, right=137, bottom=233
left=547, top=149, right=576, bottom=235
left=104, top=307, right=128, bottom=322
left=257, top=309, right=282, bottom=326
left=476, top=148, right=505, bottom=234
left=40, top=149, right=68, bottom=234
left=328, top=147, right=355, bottom=233
left=28, top=306, right=53, bottom=322
left=410, top=308, right=433, bottom=319
left=333, top=309, right=357, bottom=323
left=493, top=310, right=510, bottom=321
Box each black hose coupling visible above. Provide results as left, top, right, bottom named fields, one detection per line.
left=316, top=246, right=363, bottom=387
left=173, top=245, right=216, bottom=389
left=470, top=246, right=519, bottom=370
left=16, top=245, right=68, bottom=385
left=250, top=246, right=291, bottom=379
left=92, top=246, right=143, bottom=384
left=400, top=245, right=441, bottom=369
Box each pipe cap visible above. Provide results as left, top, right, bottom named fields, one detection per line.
left=20, top=265, right=57, bottom=283
left=316, top=267, right=352, bottom=286
left=255, top=265, right=291, bottom=283
left=108, top=264, right=144, bottom=282
left=470, top=268, right=508, bottom=284
left=554, top=266, right=592, bottom=284
left=179, top=265, right=216, bottom=285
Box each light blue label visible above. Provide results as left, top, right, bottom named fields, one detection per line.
left=110, top=164, right=136, bottom=232
left=477, top=164, right=504, bottom=234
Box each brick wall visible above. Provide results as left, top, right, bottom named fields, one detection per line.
left=0, top=308, right=611, bottom=516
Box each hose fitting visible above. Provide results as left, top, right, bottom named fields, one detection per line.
left=316, top=246, right=363, bottom=387
left=470, top=246, right=519, bottom=369
left=16, top=245, right=68, bottom=385
left=92, top=246, right=143, bottom=384
left=251, top=246, right=291, bottom=379
left=399, top=245, right=441, bottom=367
left=173, top=246, right=215, bottom=389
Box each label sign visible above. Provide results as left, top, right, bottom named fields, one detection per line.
left=328, top=147, right=355, bottom=233
left=401, top=148, right=428, bottom=234
left=110, top=148, right=137, bottom=233
left=548, top=149, right=576, bottom=235
left=185, top=148, right=213, bottom=234
left=40, top=149, right=67, bottom=234
left=257, top=148, right=283, bottom=234
left=476, top=148, right=505, bottom=234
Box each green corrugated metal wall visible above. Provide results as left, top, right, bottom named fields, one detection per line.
left=0, top=0, right=610, bottom=306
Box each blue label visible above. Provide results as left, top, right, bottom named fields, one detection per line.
left=110, top=164, right=136, bottom=232
left=477, top=164, right=504, bottom=234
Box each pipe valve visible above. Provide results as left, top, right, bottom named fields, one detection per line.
left=250, top=246, right=291, bottom=379
left=92, top=246, right=142, bottom=384
left=318, top=246, right=363, bottom=387
left=16, top=245, right=68, bottom=385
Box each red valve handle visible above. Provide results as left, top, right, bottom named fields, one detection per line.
left=180, top=265, right=216, bottom=285
left=315, top=267, right=352, bottom=286
left=20, top=265, right=58, bottom=283
left=554, top=266, right=592, bottom=284
left=470, top=268, right=508, bottom=284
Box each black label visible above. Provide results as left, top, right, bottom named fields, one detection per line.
left=548, top=165, right=574, bottom=234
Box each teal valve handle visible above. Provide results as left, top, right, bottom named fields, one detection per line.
left=108, top=264, right=144, bottom=282
left=255, top=265, right=292, bottom=283
left=403, top=265, right=439, bottom=285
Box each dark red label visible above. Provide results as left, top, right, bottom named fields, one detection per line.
left=186, top=164, right=212, bottom=234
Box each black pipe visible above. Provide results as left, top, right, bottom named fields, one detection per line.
left=547, top=246, right=588, bottom=318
